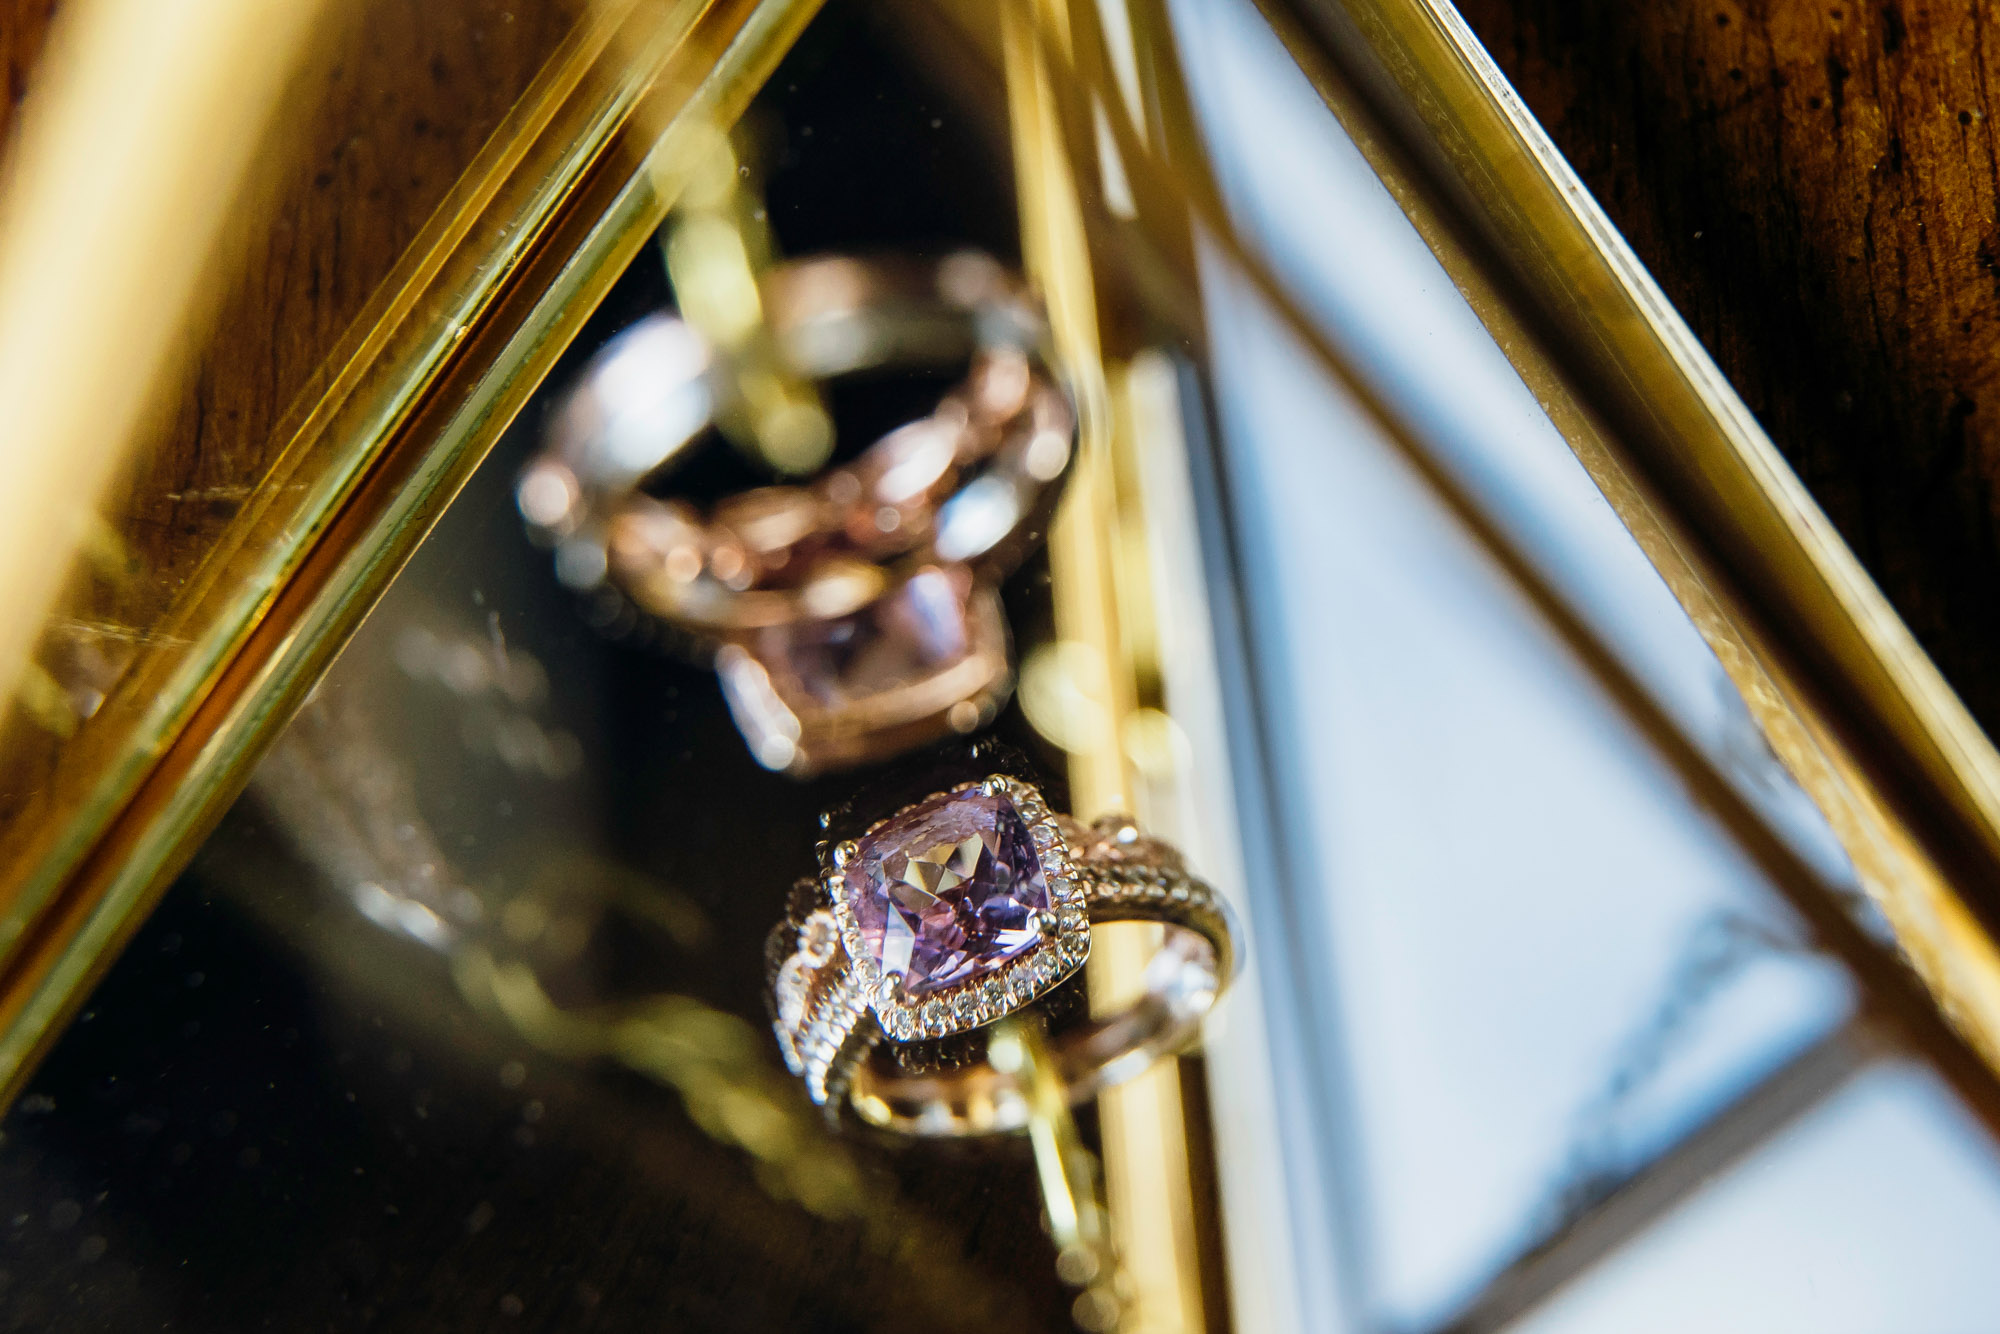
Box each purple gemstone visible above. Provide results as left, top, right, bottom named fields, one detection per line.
left=846, top=789, right=1050, bottom=997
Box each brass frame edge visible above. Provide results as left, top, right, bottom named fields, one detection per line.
left=0, top=0, right=825, bottom=1108
left=0, top=0, right=672, bottom=963
left=1004, top=4, right=1228, bottom=1331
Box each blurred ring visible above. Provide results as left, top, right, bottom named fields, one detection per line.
left=596, top=354, right=1071, bottom=635
left=516, top=253, right=1076, bottom=777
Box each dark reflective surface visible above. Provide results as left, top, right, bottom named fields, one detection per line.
left=0, top=8, right=1079, bottom=1330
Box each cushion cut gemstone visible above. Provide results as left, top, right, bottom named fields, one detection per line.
left=846, top=788, right=1051, bottom=997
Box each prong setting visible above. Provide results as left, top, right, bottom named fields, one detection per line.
left=872, top=970, right=906, bottom=1007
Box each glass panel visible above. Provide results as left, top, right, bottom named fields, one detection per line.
left=0, top=0, right=808, bottom=1088
left=7, top=1, right=2000, bottom=1331
left=1200, top=259, right=1854, bottom=1330
left=1159, top=2, right=1885, bottom=1326
left=1170, top=0, right=1855, bottom=886
left=1513, top=1062, right=2000, bottom=1334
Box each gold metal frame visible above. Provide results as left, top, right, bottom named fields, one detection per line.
left=992, top=0, right=2000, bottom=1326
left=1001, top=5, right=1230, bottom=1331
left=0, top=0, right=825, bottom=1104
left=1260, top=0, right=2000, bottom=1088
left=968, top=0, right=2000, bottom=1135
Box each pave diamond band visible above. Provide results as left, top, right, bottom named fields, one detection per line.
left=767, top=775, right=1237, bottom=1135
left=1049, top=814, right=1238, bottom=985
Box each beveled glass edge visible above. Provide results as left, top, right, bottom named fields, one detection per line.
left=0, top=0, right=828, bottom=1108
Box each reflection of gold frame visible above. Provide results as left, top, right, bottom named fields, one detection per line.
left=0, top=0, right=824, bottom=1105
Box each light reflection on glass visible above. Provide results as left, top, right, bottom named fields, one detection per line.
left=1201, top=271, right=1853, bottom=1326
left=1171, top=0, right=1856, bottom=892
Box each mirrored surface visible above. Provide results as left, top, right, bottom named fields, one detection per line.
left=0, top=10, right=1082, bottom=1330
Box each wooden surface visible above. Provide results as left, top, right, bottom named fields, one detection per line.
left=1453, top=0, right=2000, bottom=737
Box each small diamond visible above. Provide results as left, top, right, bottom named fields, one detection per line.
left=775, top=957, right=810, bottom=1028
left=920, top=998, right=947, bottom=1034
left=775, top=1026, right=803, bottom=1075
left=952, top=991, right=980, bottom=1024
left=799, top=910, right=839, bottom=967
left=886, top=1009, right=914, bottom=1040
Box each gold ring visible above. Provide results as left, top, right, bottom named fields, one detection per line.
left=768, top=772, right=1237, bottom=1136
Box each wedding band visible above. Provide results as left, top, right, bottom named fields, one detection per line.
left=768, top=774, right=1237, bottom=1135
left=595, top=353, right=1072, bottom=634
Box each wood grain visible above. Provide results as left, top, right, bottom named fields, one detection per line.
left=1452, top=0, right=2000, bottom=735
